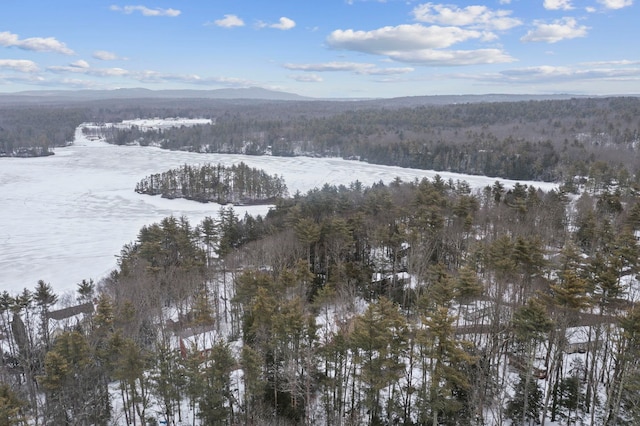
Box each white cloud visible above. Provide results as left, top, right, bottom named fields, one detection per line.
left=502, top=65, right=573, bottom=78
left=70, top=60, right=90, bottom=69
left=597, top=0, right=633, bottom=9
left=0, top=31, right=74, bottom=55
left=521, top=17, right=589, bottom=43
left=328, top=24, right=485, bottom=52
left=110, top=5, right=181, bottom=17
left=271, top=17, right=296, bottom=30
left=257, top=17, right=296, bottom=30
left=0, top=59, right=39, bottom=73
left=364, top=67, right=416, bottom=75
left=285, top=62, right=370, bottom=72
left=47, top=64, right=129, bottom=77
left=497, top=64, right=640, bottom=83
left=384, top=48, right=515, bottom=65
left=42, top=59, right=260, bottom=88
left=0, top=74, right=47, bottom=86
left=442, top=61, right=640, bottom=93
left=211, top=14, right=245, bottom=28
left=326, top=24, right=514, bottom=65
left=412, top=3, right=522, bottom=31
left=284, top=61, right=414, bottom=74
left=580, top=59, right=640, bottom=66
left=93, top=50, right=121, bottom=60
left=543, top=0, right=574, bottom=10
left=289, top=74, right=323, bottom=82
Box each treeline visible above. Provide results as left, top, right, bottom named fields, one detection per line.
left=4, top=96, right=639, bottom=183
left=134, top=162, right=288, bottom=204
left=100, top=97, right=640, bottom=182
left=0, top=106, right=86, bottom=157
left=3, top=172, right=640, bottom=424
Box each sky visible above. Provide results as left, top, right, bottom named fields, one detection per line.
left=0, top=0, right=638, bottom=98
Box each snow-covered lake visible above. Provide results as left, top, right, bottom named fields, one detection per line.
left=0, top=127, right=558, bottom=295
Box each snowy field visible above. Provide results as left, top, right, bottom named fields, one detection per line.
left=0, top=125, right=558, bottom=295
left=115, top=117, right=212, bottom=130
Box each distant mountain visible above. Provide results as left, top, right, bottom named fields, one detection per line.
left=357, top=93, right=592, bottom=108
left=0, top=87, right=313, bottom=103
left=1, top=88, right=634, bottom=107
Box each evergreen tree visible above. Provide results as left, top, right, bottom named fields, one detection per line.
left=34, top=280, right=57, bottom=348
left=511, top=298, right=553, bottom=426
left=0, top=383, right=26, bottom=426
left=199, top=342, right=237, bottom=425
left=557, top=375, right=585, bottom=425
left=418, top=305, right=475, bottom=426
left=76, top=279, right=95, bottom=303
left=149, top=340, right=184, bottom=425
left=350, top=297, right=408, bottom=424
left=507, top=373, right=544, bottom=425
left=40, top=331, right=107, bottom=425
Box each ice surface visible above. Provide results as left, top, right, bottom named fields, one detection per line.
left=0, top=125, right=558, bottom=295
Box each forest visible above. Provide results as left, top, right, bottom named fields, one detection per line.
left=0, top=106, right=85, bottom=157
left=97, top=97, right=640, bottom=183
left=2, top=166, right=640, bottom=424
left=2, top=95, right=640, bottom=425
left=134, top=162, right=288, bottom=205
left=1, top=96, right=639, bottom=185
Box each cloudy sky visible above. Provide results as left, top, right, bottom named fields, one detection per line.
left=1, top=0, right=637, bottom=98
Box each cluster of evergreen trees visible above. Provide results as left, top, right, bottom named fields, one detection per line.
left=3, top=171, right=640, bottom=425
left=134, top=162, right=288, bottom=205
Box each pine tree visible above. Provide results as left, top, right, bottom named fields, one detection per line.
left=418, top=305, right=475, bottom=426
left=455, top=265, right=484, bottom=306
left=542, top=269, right=591, bottom=424
left=350, top=297, right=408, bottom=424
left=76, top=279, right=95, bottom=303
left=40, top=331, right=106, bottom=424
left=113, top=337, right=149, bottom=426
left=511, top=297, right=553, bottom=426
left=507, top=373, right=544, bottom=425
left=240, top=345, right=264, bottom=424
left=34, top=280, right=57, bottom=348
left=199, top=342, right=237, bottom=425
left=150, top=340, right=184, bottom=425
left=0, top=383, right=26, bottom=425
left=293, top=217, right=321, bottom=271
left=606, top=306, right=640, bottom=425
left=557, top=375, right=585, bottom=425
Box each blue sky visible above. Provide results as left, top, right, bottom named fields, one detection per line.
left=0, top=0, right=638, bottom=98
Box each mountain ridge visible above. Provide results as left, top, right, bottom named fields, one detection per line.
left=1, top=87, right=637, bottom=106
left=0, top=87, right=313, bottom=103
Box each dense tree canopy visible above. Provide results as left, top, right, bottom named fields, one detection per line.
left=4, top=96, right=640, bottom=186
left=135, top=162, right=288, bottom=205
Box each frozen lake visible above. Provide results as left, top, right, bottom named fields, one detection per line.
left=0, top=127, right=558, bottom=295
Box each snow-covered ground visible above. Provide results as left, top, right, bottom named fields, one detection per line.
left=117, top=117, right=212, bottom=130
left=0, top=124, right=558, bottom=296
